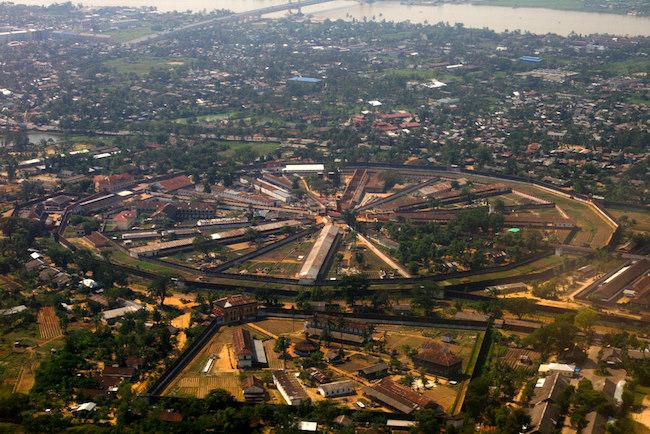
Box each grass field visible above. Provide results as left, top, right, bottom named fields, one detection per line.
left=174, top=112, right=240, bottom=125
left=104, top=57, right=194, bottom=76
left=110, top=251, right=185, bottom=275
left=218, top=141, right=281, bottom=158
left=435, top=171, right=615, bottom=248
left=107, top=26, right=156, bottom=43
left=598, top=58, right=650, bottom=75
left=607, top=207, right=650, bottom=233
left=439, top=255, right=565, bottom=286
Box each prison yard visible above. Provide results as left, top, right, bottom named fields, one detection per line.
left=162, top=313, right=484, bottom=416
left=52, top=163, right=620, bottom=294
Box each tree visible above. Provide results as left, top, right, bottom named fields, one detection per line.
left=274, top=336, right=290, bottom=359
left=574, top=308, right=598, bottom=334
left=411, top=284, right=441, bottom=315
left=192, top=234, right=212, bottom=255
left=204, top=389, right=236, bottom=412
left=506, top=298, right=537, bottom=320
left=148, top=274, right=173, bottom=307
left=336, top=274, right=369, bottom=307
left=413, top=407, right=442, bottom=433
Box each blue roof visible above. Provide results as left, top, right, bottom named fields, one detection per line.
left=288, top=76, right=322, bottom=83
left=519, top=56, right=542, bottom=63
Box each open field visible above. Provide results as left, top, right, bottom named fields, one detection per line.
left=329, top=238, right=393, bottom=279
left=218, top=141, right=281, bottom=158
left=607, top=206, right=650, bottom=233
left=438, top=255, right=565, bottom=287
left=107, top=26, right=156, bottom=43
left=104, top=57, right=195, bottom=75
left=229, top=236, right=316, bottom=277
left=429, top=171, right=615, bottom=248
left=164, top=323, right=284, bottom=397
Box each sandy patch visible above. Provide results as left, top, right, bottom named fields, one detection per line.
left=213, top=345, right=236, bottom=372
left=171, top=312, right=191, bottom=329
left=633, top=396, right=650, bottom=430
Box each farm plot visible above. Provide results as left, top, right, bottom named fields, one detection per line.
left=328, top=239, right=393, bottom=279
left=496, top=347, right=541, bottom=371
left=253, top=317, right=303, bottom=337
left=37, top=307, right=62, bottom=340
left=229, top=236, right=316, bottom=277
left=173, top=372, right=242, bottom=399
left=422, top=384, right=458, bottom=412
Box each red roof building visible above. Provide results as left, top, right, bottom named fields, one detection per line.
left=93, top=173, right=134, bottom=193
left=157, top=175, right=194, bottom=193
left=112, top=209, right=137, bottom=230
left=413, top=342, right=463, bottom=378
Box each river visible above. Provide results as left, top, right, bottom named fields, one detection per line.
left=11, top=0, right=650, bottom=36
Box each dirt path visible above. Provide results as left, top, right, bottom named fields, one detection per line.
left=327, top=363, right=371, bottom=387
left=13, top=359, right=35, bottom=394
left=356, top=233, right=411, bottom=278
left=556, top=205, right=570, bottom=219
left=246, top=322, right=278, bottom=339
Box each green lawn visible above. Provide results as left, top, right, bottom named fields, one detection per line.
left=598, top=58, right=650, bottom=75
left=107, top=26, right=156, bottom=43
left=174, top=112, right=239, bottom=125
left=439, top=255, right=565, bottom=286
left=104, top=57, right=194, bottom=76
left=219, top=141, right=281, bottom=158
left=627, top=95, right=650, bottom=107
left=607, top=207, right=650, bottom=233
left=110, top=251, right=181, bottom=275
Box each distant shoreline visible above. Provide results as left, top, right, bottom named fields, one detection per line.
left=390, top=0, right=648, bottom=16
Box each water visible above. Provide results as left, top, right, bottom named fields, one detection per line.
left=11, top=0, right=650, bottom=36
left=305, top=1, right=650, bottom=37
left=0, top=132, right=63, bottom=145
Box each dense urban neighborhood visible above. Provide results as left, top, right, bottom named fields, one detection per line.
left=0, top=1, right=648, bottom=433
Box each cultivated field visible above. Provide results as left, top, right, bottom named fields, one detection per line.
left=37, top=307, right=62, bottom=340
left=229, top=236, right=316, bottom=277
